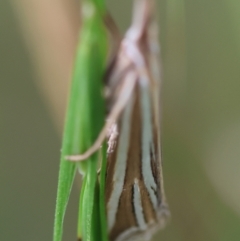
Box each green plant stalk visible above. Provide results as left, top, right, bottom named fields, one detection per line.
left=53, top=0, right=108, bottom=240
left=80, top=156, right=101, bottom=241
left=99, top=143, right=108, bottom=240
left=76, top=2, right=108, bottom=240
left=78, top=174, right=87, bottom=238
left=80, top=142, right=108, bottom=241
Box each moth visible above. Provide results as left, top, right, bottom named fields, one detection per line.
left=67, top=0, right=170, bottom=240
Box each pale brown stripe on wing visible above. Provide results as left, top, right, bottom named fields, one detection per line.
left=108, top=86, right=158, bottom=241
left=108, top=90, right=139, bottom=240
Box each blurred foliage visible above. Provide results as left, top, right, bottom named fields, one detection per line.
left=1, top=0, right=240, bottom=241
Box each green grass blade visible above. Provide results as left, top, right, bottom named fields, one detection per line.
left=99, top=143, right=108, bottom=241
left=78, top=175, right=87, bottom=239
left=53, top=161, right=76, bottom=241
left=79, top=147, right=108, bottom=241
left=80, top=153, right=99, bottom=241
left=76, top=6, right=108, bottom=238
left=53, top=1, right=108, bottom=241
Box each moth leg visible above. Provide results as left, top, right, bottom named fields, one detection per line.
left=65, top=71, right=137, bottom=162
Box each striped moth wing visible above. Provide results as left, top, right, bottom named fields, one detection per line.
left=105, top=1, right=170, bottom=241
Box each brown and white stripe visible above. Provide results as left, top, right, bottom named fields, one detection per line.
left=105, top=0, right=170, bottom=240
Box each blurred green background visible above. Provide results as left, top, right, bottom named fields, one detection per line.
left=1, top=0, right=240, bottom=241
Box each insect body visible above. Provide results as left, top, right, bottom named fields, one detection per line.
left=66, top=0, right=170, bottom=240
left=105, top=0, right=170, bottom=240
